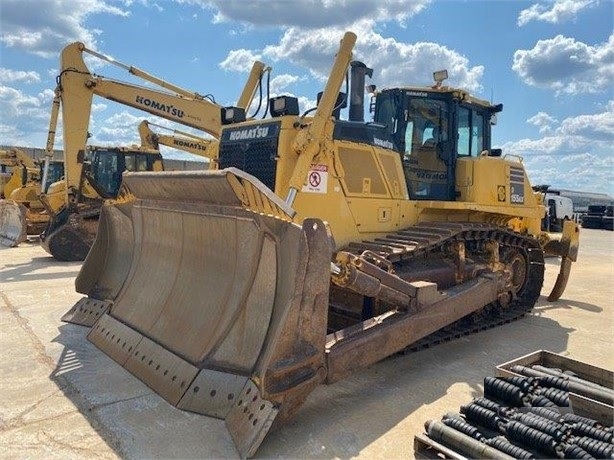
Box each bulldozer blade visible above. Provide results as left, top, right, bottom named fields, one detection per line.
left=65, top=169, right=333, bottom=458
left=0, top=199, right=27, bottom=247
left=63, top=201, right=133, bottom=326
left=543, top=220, right=580, bottom=301
left=68, top=202, right=136, bottom=312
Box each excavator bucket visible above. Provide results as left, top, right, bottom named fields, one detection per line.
left=40, top=209, right=100, bottom=261
left=0, top=200, right=27, bottom=246
left=63, top=169, right=333, bottom=458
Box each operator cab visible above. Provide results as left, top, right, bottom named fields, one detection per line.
left=40, top=161, right=65, bottom=193
left=86, top=147, right=164, bottom=198
left=372, top=72, right=502, bottom=201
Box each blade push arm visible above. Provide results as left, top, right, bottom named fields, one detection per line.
left=286, top=31, right=357, bottom=205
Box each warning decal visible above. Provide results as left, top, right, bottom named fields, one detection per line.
left=302, top=164, right=328, bottom=194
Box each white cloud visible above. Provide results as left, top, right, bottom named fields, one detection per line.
left=0, top=84, right=53, bottom=118
left=255, top=27, right=484, bottom=92
left=518, top=0, right=597, bottom=26
left=527, top=111, right=558, bottom=133
left=512, top=34, right=614, bottom=95
left=0, top=85, right=56, bottom=146
left=181, top=0, right=430, bottom=28
left=557, top=102, right=614, bottom=142
left=0, top=0, right=130, bottom=58
left=155, top=1, right=483, bottom=96
left=219, top=49, right=263, bottom=72
left=0, top=68, right=41, bottom=83
left=269, top=74, right=303, bottom=94
left=501, top=102, right=614, bottom=193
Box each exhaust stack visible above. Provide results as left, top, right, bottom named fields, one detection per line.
left=349, top=61, right=373, bottom=122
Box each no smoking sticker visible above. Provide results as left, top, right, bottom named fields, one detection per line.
left=302, top=164, right=328, bottom=193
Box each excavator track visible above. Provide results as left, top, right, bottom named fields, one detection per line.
left=334, top=222, right=545, bottom=353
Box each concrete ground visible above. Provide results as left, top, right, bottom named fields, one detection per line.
left=1, top=228, right=612, bottom=459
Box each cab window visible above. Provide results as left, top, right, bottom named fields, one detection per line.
left=457, top=107, right=485, bottom=157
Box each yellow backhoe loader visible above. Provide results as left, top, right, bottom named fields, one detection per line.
left=64, top=32, right=579, bottom=457
left=4, top=42, right=268, bottom=260
left=137, top=120, right=217, bottom=168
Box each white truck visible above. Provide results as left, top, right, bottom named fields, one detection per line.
left=544, top=192, right=574, bottom=232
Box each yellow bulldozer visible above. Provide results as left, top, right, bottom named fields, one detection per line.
left=63, top=32, right=579, bottom=457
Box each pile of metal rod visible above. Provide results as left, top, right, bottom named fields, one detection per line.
left=422, top=369, right=614, bottom=459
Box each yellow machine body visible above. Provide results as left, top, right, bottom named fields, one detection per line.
left=63, top=31, right=579, bottom=457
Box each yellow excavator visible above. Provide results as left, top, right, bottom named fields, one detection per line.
left=1, top=148, right=38, bottom=199
left=137, top=120, right=217, bottom=168
left=3, top=41, right=268, bottom=260
left=0, top=95, right=163, bottom=250
left=0, top=107, right=65, bottom=246
left=64, top=32, right=579, bottom=457
left=0, top=147, right=64, bottom=202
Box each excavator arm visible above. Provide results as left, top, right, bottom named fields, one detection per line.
left=137, top=120, right=218, bottom=168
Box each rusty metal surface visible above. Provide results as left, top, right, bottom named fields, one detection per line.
left=124, top=334, right=199, bottom=406
left=226, top=379, right=279, bottom=459
left=0, top=199, right=27, bottom=247
left=326, top=275, right=500, bottom=383
left=178, top=369, right=248, bottom=418
left=544, top=220, right=580, bottom=301
left=75, top=203, right=134, bottom=301
left=61, top=296, right=112, bottom=327
left=325, top=223, right=546, bottom=382
left=67, top=170, right=334, bottom=458
left=88, top=313, right=144, bottom=366
left=547, top=256, right=572, bottom=302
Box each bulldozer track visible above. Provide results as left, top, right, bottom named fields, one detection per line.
left=341, top=221, right=545, bottom=354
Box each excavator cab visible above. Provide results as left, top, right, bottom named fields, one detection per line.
left=39, top=160, right=64, bottom=193
left=85, top=147, right=164, bottom=198
left=372, top=86, right=502, bottom=201
left=39, top=146, right=164, bottom=261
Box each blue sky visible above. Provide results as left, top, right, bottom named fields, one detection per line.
left=1, top=0, right=612, bottom=195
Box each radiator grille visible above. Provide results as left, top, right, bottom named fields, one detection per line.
left=219, top=122, right=280, bottom=191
